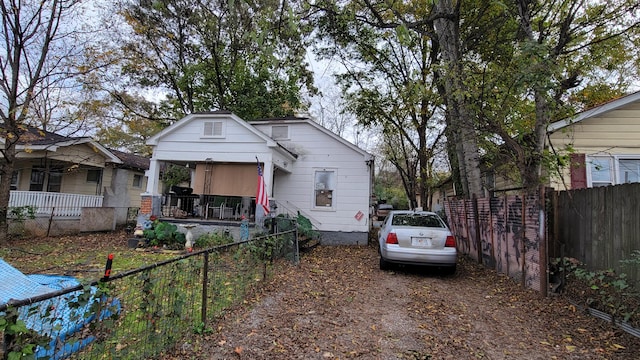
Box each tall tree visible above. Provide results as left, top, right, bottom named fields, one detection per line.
left=101, top=0, right=315, bottom=124
left=0, top=0, right=88, bottom=243
left=473, top=0, right=640, bottom=191
left=312, top=0, right=454, bottom=206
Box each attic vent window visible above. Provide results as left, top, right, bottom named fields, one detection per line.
left=272, top=125, right=289, bottom=140
left=203, top=121, right=224, bottom=138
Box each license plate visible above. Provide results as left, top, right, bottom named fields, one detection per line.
left=411, top=237, right=431, bottom=247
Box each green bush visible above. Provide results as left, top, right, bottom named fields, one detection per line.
left=143, top=221, right=186, bottom=250
left=195, top=232, right=234, bottom=248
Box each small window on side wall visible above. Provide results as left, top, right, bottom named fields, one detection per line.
left=203, top=121, right=224, bottom=138
left=314, top=170, right=336, bottom=209
left=272, top=125, right=289, bottom=140
left=133, top=174, right=143, bottom=188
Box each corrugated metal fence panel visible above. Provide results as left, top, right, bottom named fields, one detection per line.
left=445, top=199, right=470, bottom=256
left=445, top=192, right=544, bottom=292
left=524, top=193, right=542, bottom=292
left=476, top=197, right=494, bottom=267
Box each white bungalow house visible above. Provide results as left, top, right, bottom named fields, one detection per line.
left=142, top=111, right=374, bottom=245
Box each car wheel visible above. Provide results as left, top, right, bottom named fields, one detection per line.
left=443, top=265, right=457, bottom=276
left=379, top=256, right=390, bottom=271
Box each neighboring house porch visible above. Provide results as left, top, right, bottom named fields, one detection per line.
left=2, top=125, right=149, bottom=235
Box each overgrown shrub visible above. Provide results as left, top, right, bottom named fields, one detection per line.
left=142, top=221, right=186, bottom=250
left=553, top=252, right=640, bottom=327
left=195, top=232, right=234, bottom=248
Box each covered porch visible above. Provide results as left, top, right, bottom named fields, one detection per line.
left=145, top=155, right=294, bottom=221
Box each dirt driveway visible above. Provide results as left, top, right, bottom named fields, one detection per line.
left=169, top=245, right=640, bottom=360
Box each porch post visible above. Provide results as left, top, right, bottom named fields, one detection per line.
left=145, top=158, right=161, bottom=195
left=141, top=158, right=162, bottom=218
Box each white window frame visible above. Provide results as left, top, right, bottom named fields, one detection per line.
left=587, top=155, right=640, bottom=187
left=313, top=168, right=336, bottom=210
left=272, top=125, right=289, bottom=140
left=202, top=121, right=225, bottom=138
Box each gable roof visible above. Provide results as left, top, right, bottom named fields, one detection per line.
left=0, top=124, right=122, bottom=164
left=248, top=116, right=374, bottom=160
left=547, top=90, right=640, bottom=133
left=146, top=111, right=279, bottom=148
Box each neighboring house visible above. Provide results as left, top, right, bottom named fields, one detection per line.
left=104, top=149, right=150, bottom=224
left=435, top=91, right=640, bottom=197
left=142, top=112, right=375, bottom=245
left=547, top=91, right=640, bottom=191
left=1, top=125, right=149, bottom=233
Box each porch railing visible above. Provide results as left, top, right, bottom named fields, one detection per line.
left=8, top=191, right=103, bottom=217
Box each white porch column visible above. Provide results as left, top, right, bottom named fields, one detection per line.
left=145, top=158, right=161, bottom=195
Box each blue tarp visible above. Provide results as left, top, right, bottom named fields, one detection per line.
left=0, top=259, right=120, bottom=359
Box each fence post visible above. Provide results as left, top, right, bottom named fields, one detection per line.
left=521, top=194, right=527, bottom=288
left=202, top=252, right=209, bottom=323
left=294, top=219, right=300, bottom=265
left=462, top=199, right=472, bottom=257
left=539, top=186, right=548, bottom=297
left=47, top=207, right=55, bottom=237
left=472, top=194, right=483, bottom=265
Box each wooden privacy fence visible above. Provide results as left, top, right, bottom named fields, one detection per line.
left=445, top=190, right=547, bottom=296
left=551, top=183, right=640, bottom=284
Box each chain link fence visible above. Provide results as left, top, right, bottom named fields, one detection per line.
left=1, top=220, right=298, bottom=360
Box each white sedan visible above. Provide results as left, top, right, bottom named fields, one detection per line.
left=378, top=210, right=457, bottom=274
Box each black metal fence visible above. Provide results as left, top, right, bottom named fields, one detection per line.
left=1, top=224, right=298, bottom=360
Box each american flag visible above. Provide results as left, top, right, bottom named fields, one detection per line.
left=256, top=162, right=270, bottom=214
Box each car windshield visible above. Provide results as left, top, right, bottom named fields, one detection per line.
left=391, top=214, right=445, bottom=228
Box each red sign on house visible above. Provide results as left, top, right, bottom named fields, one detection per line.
left=355, top=210, right=364, bottom=221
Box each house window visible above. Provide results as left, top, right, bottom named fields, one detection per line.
left=203, top=121, right=224, bottom=138
left=619, top=159, right=640, bottom=184
left=272, top=125, right=289, bottom=140
left=133, top=174, right=143, bottom=188
left=29, top=167, right=62, bottom=192
left=47, top=170, right=62, bottom=192
left=87, top=169, right=101, bottom=183
left=30, top=168, right=45, bottom=191
left=587, top=155, right=640, bottom=187
left=589, top=157, right=613, bottom=187
left=314, top=170, right=336, bottom=209
left=10, top=170, right=18, bottom=190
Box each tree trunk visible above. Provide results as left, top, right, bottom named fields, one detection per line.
left=0, top=138, right=17, bottom=245
left=433, top=0, right=483, bottom=199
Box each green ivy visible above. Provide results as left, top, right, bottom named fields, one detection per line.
left=553, top=255, right=640, bottom=325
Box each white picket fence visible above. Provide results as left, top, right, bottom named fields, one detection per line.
left=9, top=191, right=103, bottom=217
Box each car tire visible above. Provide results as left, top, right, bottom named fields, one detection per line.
left=443, top=265, right=457, bottom=276
left=379, top=256, right=390, bottom=271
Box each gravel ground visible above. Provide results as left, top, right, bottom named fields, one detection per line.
left=163, top=245, right=640, bottom=360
